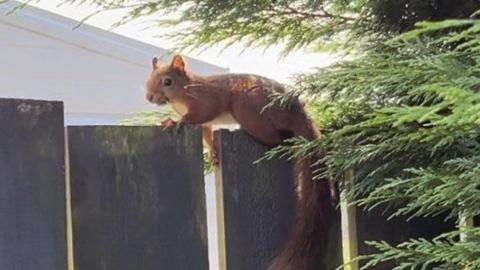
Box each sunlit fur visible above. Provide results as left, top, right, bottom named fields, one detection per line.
left=145, top=60, right=190, bottom=106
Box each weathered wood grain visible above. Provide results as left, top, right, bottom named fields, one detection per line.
left=68, top=126, right=208, bottom=270
left=0, top=98, right=67, bottom=270
left=215, top=130, right=342, bottom=270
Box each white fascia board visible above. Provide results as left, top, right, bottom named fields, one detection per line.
left=0, top=1, right=229, bottom=73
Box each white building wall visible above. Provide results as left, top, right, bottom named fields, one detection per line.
left=0, top=2, right=228, bottom=125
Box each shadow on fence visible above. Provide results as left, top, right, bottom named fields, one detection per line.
left=0, top=98, right=454, bottom=270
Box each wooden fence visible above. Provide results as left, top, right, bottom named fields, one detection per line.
left=0, top=98, right=453, bottom=270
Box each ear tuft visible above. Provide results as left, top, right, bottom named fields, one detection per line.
left=152, top=57, right=159, bottom=70
left=170, top=54, right=186, bottom=73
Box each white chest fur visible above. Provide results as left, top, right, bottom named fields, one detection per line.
left=207, top=112, right=240, bottom=131
left=169, top=101, right=239, bottom=131
left=170, top=101, right=189, bottom=117
left=169, top=103, right=239, bottom=131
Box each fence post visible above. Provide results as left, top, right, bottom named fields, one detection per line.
left=341, top=169, right=359, bottom=270
left=213, top=166, right=227, bottom=270
left=459, top=212, right=474, bottom=270
left=0, top=98, right=67, bottom=270
left=459, top=213, right=474, bottom=242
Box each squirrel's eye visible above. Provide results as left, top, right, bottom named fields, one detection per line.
left=163, top=77, right=173, bottom=86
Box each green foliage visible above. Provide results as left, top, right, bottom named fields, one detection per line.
left=48, top=0, right=362, bottom=54
left=120, top=106, right=178, bottom=126
left=361, top=156, right=480, bottom=221
left=44, top=0, right=478, bottom=54
left=359, top=229, right=480, bottom=270
left=364, top=0, right=479, bottom=33
left=269, top=19, right=480, bottom=268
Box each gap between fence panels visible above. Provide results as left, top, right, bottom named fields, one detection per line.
left=204, top=172, right=226, bottom=270
left=64, top=128, right=75, bottom=270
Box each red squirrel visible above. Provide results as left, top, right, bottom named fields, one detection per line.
left=146, top=55, right=334, bottom=270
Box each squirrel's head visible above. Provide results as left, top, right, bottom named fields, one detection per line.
left=145, top=54, right=190, bottom=105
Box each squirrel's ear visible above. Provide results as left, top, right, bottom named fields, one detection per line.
left=152, top=57, right=159, bottom=70
left=170, top=55, right=186, bottom=73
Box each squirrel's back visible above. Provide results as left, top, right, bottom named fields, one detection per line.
left=204, top=73, right=286, bottom=94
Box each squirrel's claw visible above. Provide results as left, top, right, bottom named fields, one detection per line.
left=160, top=118, right=177, bottom=130
left=173, top=120, right=185, bottom=134
left=160, top=118, right=184, bottom=134
left=159, top=118, right=185, bottom=135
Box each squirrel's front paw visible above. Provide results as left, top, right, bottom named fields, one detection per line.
left=160, top=118, right=177, bottom=129
left=160, top=118, right=184, bottom=133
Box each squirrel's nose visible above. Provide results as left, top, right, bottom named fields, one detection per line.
left=146, top=92, right=154, bottom=102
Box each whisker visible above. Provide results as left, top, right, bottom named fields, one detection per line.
left=183, top=83, right=203, bottom=89
left=185, top=92, right=201, bottom=100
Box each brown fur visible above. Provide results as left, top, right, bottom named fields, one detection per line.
left=146, top=55, right=334, bottom=269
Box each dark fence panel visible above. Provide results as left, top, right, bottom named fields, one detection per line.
left=0, top=98, right=67, bottom=270
left=356, top=208, right=455, bottom=269
left=215, top=130, right=342, bottom=270
left=68, top=126, right=208, bottom=270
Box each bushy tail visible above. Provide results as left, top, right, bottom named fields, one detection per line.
left=267, top=156, right=333, bottom=270
left=268, top=120, right=334, bottom=270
